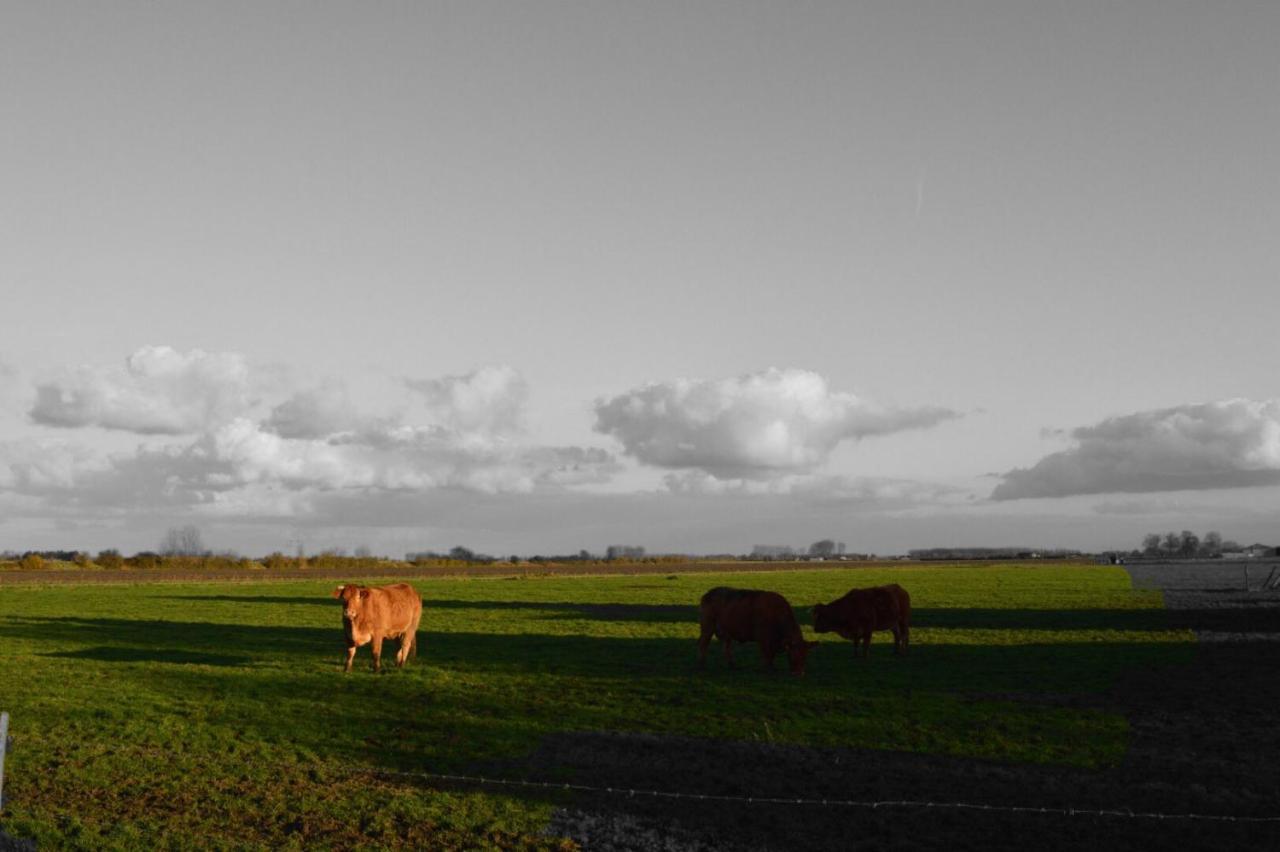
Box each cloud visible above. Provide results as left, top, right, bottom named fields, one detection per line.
left=263, top=383, right=367, bottom=439
left=993, top=399, right=1280, bottom=500
left=594, top=368, right=959, bottom=478
left=0, top=417, right=621, bottom=520
left=29, top=346, right=252, bottom=434
left=406, top=365, right=528, bottom=435
left=662, top=470, right=967, bottom=509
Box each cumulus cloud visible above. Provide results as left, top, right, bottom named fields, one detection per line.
left=263, top=384, right=367, bottom=439
left=594, top=368, right=959, bottom=478
left=406, top=365, right=528, bottom=435
left=662, top=470, right=967, bottom=509
left=992, top=399, right=1280, bottom=500
left=0, top=416, right=621, bottom=519
left=29, top=346, right=252, bottom=434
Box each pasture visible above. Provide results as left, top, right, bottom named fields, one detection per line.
left=0, top=562, right=1266, bottom=850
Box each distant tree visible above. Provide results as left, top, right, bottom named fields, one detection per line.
left=160, top=525, right=207, bottom=557
left=353, top=545, right=372, bottom=559
left=72, top=551, right=91, bottom=567
left=808, top=539, right=836, bottom=557
left=1200, top=531, right=1223, bottom=557
left=97, top=549, right=124, bottom=570
left=1141, top=533, right=1162, bottom=556
left=509, top=555, right=520, bottom=564
left=262, top=552, right=290, bottom=571
left=449, top=546, right=475, bottom=562
left=1179, top=530, right=1200, bottom=558
left=1162, top=532, right=1181, bottom=555
left=1221, top=539, right=1242, bottom=553
left=131, top=551, right=160, bottom=570
left=19, top=553, right=44, bottom=571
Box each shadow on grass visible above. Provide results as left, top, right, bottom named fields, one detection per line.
left=156, top=595, right=1178, bottom=632
left=45, top=646, right=253, bottom=666
left=163, top=595, right=336, bottom=606
left=0, top=612, right=1190, bottom=690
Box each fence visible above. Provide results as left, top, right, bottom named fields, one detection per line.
left=0, top=711, right=9, bottom=811
left=365, top=766, right=1280, bottom=824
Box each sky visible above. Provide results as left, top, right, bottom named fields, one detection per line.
left=2, top=1, right=1278, bottom=557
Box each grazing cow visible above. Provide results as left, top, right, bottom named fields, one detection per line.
left=698, top=587, right=818, bottom=675
left=332, top=583, right=423, bottom=673
left=812, top=584, right=911, bottom=658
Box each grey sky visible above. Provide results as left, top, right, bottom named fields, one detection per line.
left=2, top=2, right=1278, bottom=555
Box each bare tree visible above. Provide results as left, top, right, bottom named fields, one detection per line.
left=808, top=539, right=836, bottom=557
left=160, top=525, right=207, bottom=556
left=1141, top=533, right=1162, bottom=556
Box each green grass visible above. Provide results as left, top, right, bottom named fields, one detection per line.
left=0, top=564, right=1192, bottom=849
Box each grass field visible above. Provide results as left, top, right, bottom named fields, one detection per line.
left=0, top=563, right=1194, bottom=849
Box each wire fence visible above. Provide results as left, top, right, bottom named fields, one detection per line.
left=365, top=766, right=1280, bottom=824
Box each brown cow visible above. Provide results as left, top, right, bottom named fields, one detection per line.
left=812, top=584, right=911, bottom=658
left=332, top=583, right=423, bottom=673
left=698, top=587, right=818, bottom=675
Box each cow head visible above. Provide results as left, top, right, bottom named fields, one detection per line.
left=785, top=638, right=820, bottom=675
left=332, top=584, right=369, bottom=621
left=812, top=603, right=834, bottom=633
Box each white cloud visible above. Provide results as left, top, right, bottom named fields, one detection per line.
left=406, top=365, right=528, bottom=435
left=993, top=399, right=1280, bottom=500
left=262, top=383, right=367, bottom=439
left=29, top=346, right=252, bottom=435
left=594, top=368, right=959, bottom=478
left=662, top=470, right=967, bottom=509
left=0, top=417, right=620, bottom=520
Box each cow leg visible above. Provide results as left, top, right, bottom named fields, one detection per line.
left=891, top=626, right=903, bottom=655
left=697, top=620, right=715, bottom=668
left=343, top=643, right=357, bottom=673
left=901, top=621, right=910, bottom=655
left=722, top=638, right=735, bottom=668
left=762, top=640, right=777, bottom=671
left=370, top=635, right=384, bottom=672
left=395, top=635, right=410, bottom=667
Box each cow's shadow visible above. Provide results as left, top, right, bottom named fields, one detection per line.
left=45, top=645, right=253, bottom=666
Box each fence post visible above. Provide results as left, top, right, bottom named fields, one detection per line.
left=0, top=711, right=9, bottom=811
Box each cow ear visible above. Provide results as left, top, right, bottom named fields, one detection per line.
left=358, top=588, right=370, bottom=600
left=332, top=585, right=346, bottom=599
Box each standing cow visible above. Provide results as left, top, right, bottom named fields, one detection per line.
left=812, top=584, right=911, bottom=658
left=698, top=587, right=818, bottom=675
left=332, top=583, right=423, bottom=673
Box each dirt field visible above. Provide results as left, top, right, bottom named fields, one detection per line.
left=0, top=560, right=881, bottom=586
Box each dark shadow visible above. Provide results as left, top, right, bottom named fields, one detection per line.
left=163, top=594, right=335, bottom=606
left=424, top=599, right=695, bottom=623
left=44, top=646, right=252, bottom=666
left=906, top=607, right=1174, bottom=631
left=1162, top=606, right=1280, bottom=634
left=0, top=615, right=341, bottom=659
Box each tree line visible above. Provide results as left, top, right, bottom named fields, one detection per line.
left=1139, top=530, right=1238, bottom=558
